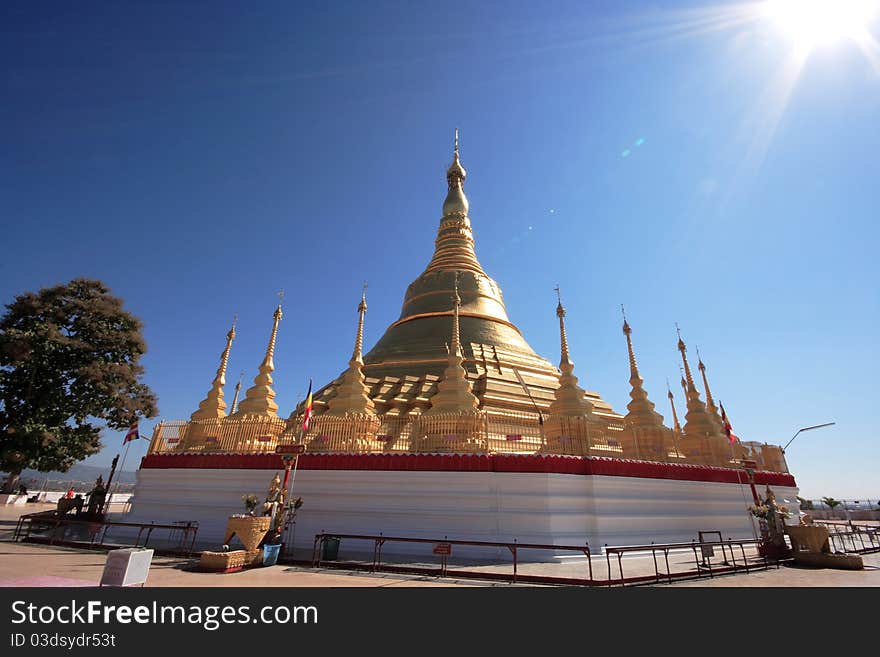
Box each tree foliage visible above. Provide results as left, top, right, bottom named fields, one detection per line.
left=796, top=496, right=814, bottom=510
left=821, top=496, right=841, bottom=517
left=0, top=279, right=158, bottom=486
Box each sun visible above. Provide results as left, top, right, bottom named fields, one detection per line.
left=763, top=0, right=879, bottom=51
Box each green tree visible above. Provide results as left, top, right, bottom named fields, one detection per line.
left=0, top=279, right=158, bottom=492
left=797, top=496, right=814, bottom=510
left=821, top=496, right=841, bottom=518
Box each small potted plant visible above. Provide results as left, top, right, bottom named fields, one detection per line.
left=241, top=494, right=259, bottom=516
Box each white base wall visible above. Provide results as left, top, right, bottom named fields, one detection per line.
left=125, top=468, right=799, bottom=558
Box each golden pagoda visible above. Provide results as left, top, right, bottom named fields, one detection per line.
left=303, top=132, right=620, bottom=426
left=542, top=290, right=596, bottom=456
left=675, top=328, right=730, bottom=466
left=146, top=132, right=791, bottom=476
left=619, top=310, right=675, bottom=462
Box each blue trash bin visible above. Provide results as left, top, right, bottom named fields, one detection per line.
left=263, top=543, right=281, bottom=566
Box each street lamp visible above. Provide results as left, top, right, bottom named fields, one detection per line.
left=782, top=422, right=836, bottom=452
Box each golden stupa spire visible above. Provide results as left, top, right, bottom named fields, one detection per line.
left=696, top=347, right=723, bottom=428
left=326, top=283, right=376, bottom=416
left=548, top=287, right=593, bottom=416
left=235, top=293, right=283, bottom=417
left=621, top=306, right=663, bottom=427
left=676, top=324, right=698, bottom=393
left=667, top=378, right=682, bottom=435
left=190, top=316, right=237, bottom=420
left=423, top=130, right=484, bottom=275
left=676, top=325, right=721, bottom=439
left=229, top=371, right=244, bottom=415
left=424, top=271, right=479, bottom=414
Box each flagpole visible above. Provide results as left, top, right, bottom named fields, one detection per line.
left=110, top=440, right=132, bottom=512
left=281, top=380, right=311, bottom=557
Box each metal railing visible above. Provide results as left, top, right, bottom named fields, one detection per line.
left=813, top=521, right=880, bottom=554
left=603, top=538, right=772, bottom=586
left=304, top=532, right=776, bottom=586
left=309, top=532, right=593, bottom=584
left=13, top=512, right=199, bottom=556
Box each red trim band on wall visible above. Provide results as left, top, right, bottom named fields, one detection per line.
left=140, top=453, right=797, bottom=487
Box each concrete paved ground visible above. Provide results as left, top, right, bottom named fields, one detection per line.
left=2, top=503, right=877, bottom=587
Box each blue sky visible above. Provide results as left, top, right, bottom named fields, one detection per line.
left=2, top=1, right=878, bottom=500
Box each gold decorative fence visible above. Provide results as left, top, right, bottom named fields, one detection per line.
left=146, top=410, right=756, bottom=467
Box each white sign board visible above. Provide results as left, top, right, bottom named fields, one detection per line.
left=100, top=548, right=154, bottom=587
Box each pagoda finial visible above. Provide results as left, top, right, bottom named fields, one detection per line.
left=696, top=346, right=723, bottom=428
left=676, top=331, right=722, bottom=443
left=555, top=286, right=571, bottom=367
left=620, top=310, right=663, bottom=427
left=422, top=134, right=487, bottom=275
left=190, top=316, right=237, bottom=420
left=424, top=270, right=479, bottom=414
left=667, top=378, right=682, bottom=435
left=548, top=292, right=593, bottom=417
left=235, top=297, right=283, bottom=417
left=451, top=271, right=462, bottom=357
left=326, top=286, right=376, bottom=416
left=441, top=129, right=469, bottom=215
left=352, top=281, right=368, bottom=363
left=621, top=305, right=636, bottom=375
left=676, top=326, right=697, bottom=392
left=230, top=371, right=244, bottom=415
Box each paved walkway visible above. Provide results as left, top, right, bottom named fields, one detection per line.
left=3, top=504, right=878, bottom=587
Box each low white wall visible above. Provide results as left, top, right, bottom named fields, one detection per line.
left=125, top=468, right=798, bottom=558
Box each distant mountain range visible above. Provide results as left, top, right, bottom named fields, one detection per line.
left=4, top=462, right=138, bottom=488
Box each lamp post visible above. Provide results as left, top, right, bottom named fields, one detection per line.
left=782, top=422, right=836, bottom=452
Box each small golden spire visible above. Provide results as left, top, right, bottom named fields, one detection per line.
left=548, top=289, right=593, bottom=417
left=326, top=285, right=376, bottom=416
left=621, top=304, right=637, bottom=376
left=190, top=316, right=237, bottom=421
left=676, top=324, right=697, bottom=393
left=667, top=378, right=682, bottom=434
left=696, top=347, right=721, bottom=417
left=353, top=281, right=368, bottom=363
left=620, top=308, right=663, bottom=427
left=230, top=371, right=244, bottom=415
left=235, top=296, right=283, bottom=417
left=676, top=329, right=722, bottom=441
left=424, top=270, right=479, bottom=414
left=451, top=271, right=462, bottom=358
left=555, top=285, right=571, bottom=367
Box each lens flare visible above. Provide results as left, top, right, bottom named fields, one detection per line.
left=763, top=0, right=878, bottom=50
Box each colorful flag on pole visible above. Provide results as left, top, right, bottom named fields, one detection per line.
left=302, top=379, right=313, bottom=432
left=720, top=403, right=736, bottom=444
left=123, top=421, right=139, bottom=444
